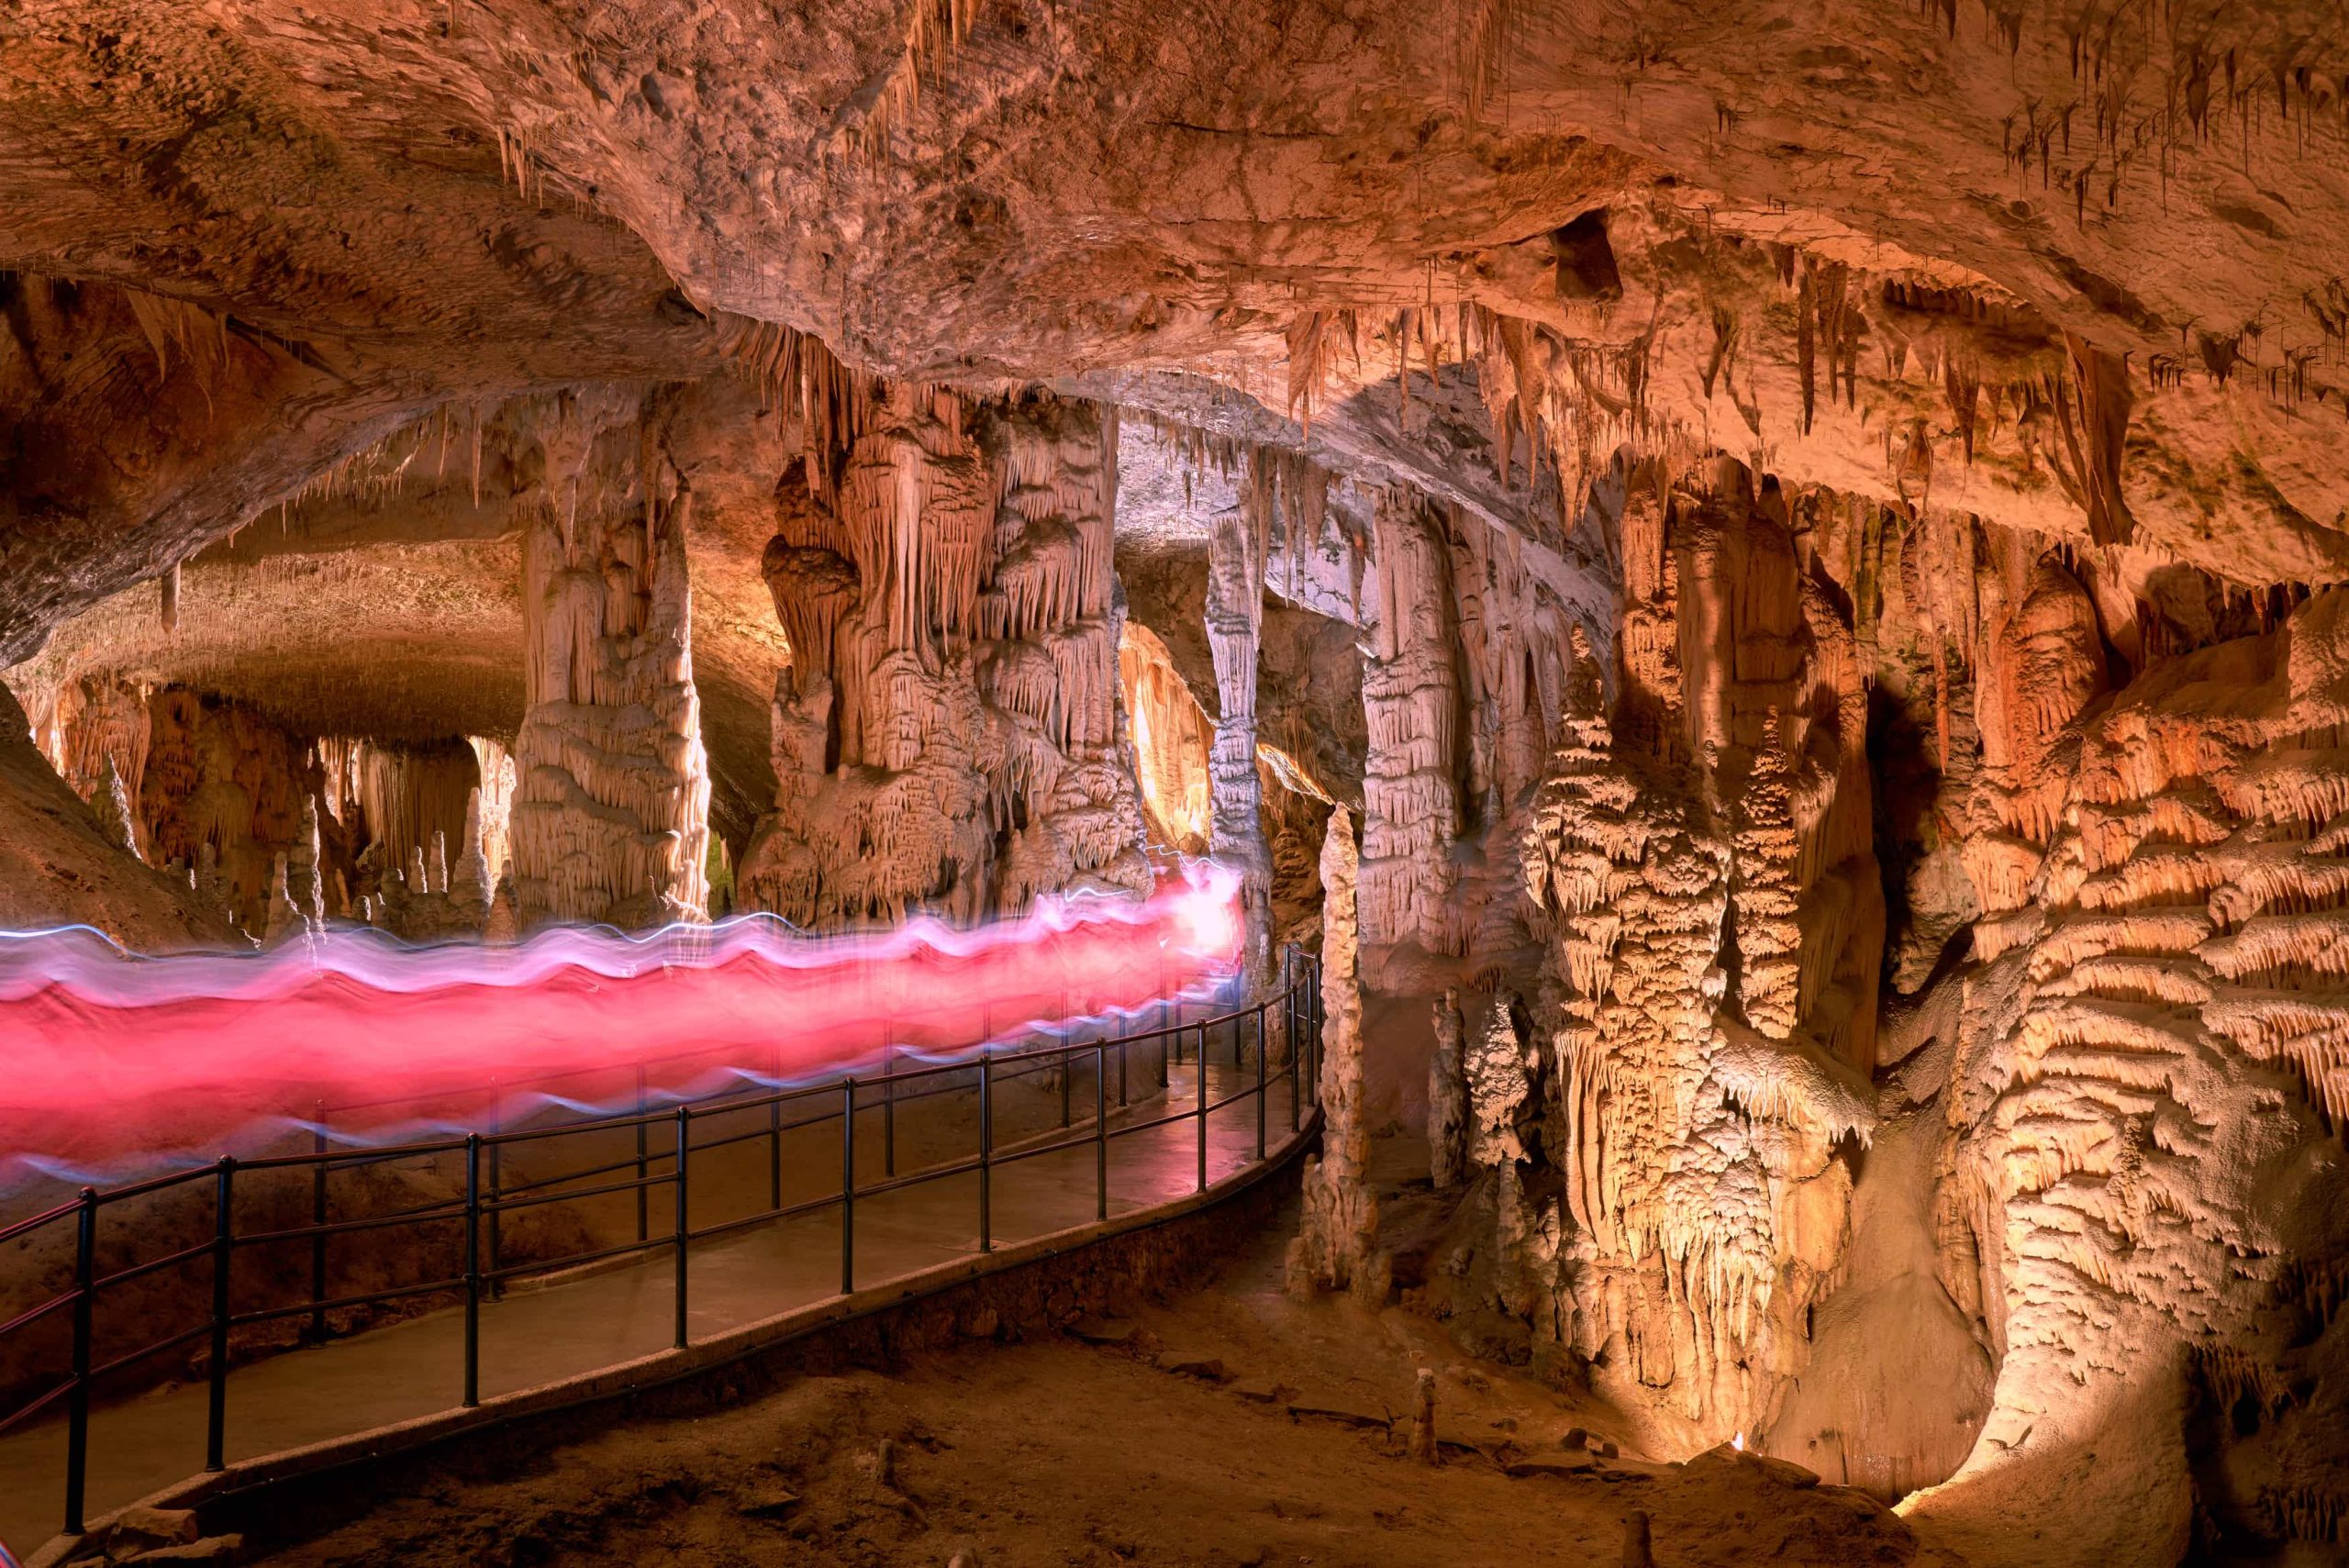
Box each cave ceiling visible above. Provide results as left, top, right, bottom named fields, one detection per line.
left=4, top=0, right=2346, bottom=675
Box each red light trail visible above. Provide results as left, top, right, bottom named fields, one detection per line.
left=0, top=871, right=1241, bottom=1187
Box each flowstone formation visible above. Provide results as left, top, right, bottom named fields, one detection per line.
left=1494, top=462, right=1885, bottom=1445
left=739, top=393, right=1151, bottom=927
left=511, top=391, right=712, bottom=929
left=1897, top=588, right=2349, bottom=1563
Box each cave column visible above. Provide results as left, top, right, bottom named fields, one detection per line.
left=1205, top=453, right=1275, bottom=991
left=510, top=391, right=712, bottom=929
left=1357, top=486, right=1464, bottom=965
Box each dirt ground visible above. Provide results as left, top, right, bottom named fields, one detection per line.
left=239, top=1176, right=1946, bottom=1568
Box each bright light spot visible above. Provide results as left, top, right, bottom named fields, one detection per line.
left=1731, top=1430, right=1745, bottom=1451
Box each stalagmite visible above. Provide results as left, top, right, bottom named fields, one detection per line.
left=510, top=390, right=711, bottom=929
left=1410, top=1368, right=1437, bottom=1462
left=1464, top=991, right=1532, bottom=1168
left=287, top=795, right=323, bottom=930
left=91, top=755, right=139, bottom=860
left=1291, top=808, right=1375, bottom=1292
left=452, top=786, right=492, bottom=916
left=261, top=852, right=301, bottom=945
left=1428, top=988, right=1469, bottom=1189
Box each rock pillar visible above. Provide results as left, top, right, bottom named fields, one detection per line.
left=510, top=391, right=712, bottom=929
left=1206, top=453, right=1275, bottom=990
left=1290, top=807, right=1377, bottom=1292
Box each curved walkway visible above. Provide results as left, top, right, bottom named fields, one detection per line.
left=0, top=1050, right=1305, bottom=1560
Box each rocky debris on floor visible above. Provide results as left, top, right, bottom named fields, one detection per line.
left=1285, top=1395, right=1393, bottom=1430
left=1230, top=1376, right=1288, bottom=1403
left=114, top=1537, right=244, bottom=1566
left=734, top=1485, right=803, bottom=1519
left=1065, top=1315, right=1137, bottom=1346
left=1503, top=1451, right=1597, bottom=1480
left=1152, top=1351, right=1229, bottom=1381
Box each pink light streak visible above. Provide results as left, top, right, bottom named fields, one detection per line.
left=0, top=869, right=1242, bottom=1187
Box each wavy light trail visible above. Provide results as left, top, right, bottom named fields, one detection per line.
left=0, top=869, right=1242, bottom=1188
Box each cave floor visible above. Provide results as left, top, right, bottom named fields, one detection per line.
left=0, top=1059, right=1297, bottom=1559
left=217, top=1178, right=1943, bottom=1568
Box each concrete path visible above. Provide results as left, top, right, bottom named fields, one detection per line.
left=0, top=1048, right=1302, bottom=1556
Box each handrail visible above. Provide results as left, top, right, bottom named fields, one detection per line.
left=0, top=946, right=1322, bottom=1547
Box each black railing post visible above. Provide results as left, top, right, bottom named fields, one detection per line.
left=462, top=1134, right=481, bottom=1407
left=673, top=1106, right=691, bottom=1350
left=1060, top=1042, right=1072, bottom=1129
left=486, top=1086, right=504, bottom=1300
left=841, top=1078, right=857, bottom=1296
left=883, top=1042, right=897, bottom=1178
left=1116, top=1015, right=1128, bottom=1107
left=635, top=1066, right=651, bottom=1243
left=206, top=1156, right=234, bottom=1472
left=307, top=1106, right=328, bottom=1342
left=978, top=1050, right=994, bottom=1252
left=1255, top=1002, right=1267, bottom=1161
left=1196, top=1025, right=1208, bottom=1193
left=63, top=1186, right=95, bottom=1537
left=768, top=1042, right=784, bottom=1213
left=1096, top=1043, right=1108, bottom=1222
left=1288, top=974, right=1301, bottom=1133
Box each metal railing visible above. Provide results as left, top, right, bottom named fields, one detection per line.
left=0, top=949, right=1321, bottom=1543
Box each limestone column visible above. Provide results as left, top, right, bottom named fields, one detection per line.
left=1290, top=807, right=1376, bottom=1294
left=1206, top=452, right=1275, bottom=991
left=1359, top=487, right=1463, bottom=962
left=510, top=392, right=712, bottom=929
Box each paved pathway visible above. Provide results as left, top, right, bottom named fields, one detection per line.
left=0, top=1048, right=1302, bottom=1556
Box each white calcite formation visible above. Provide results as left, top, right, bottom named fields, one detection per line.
left=1900, top=588, right=2349, bottom=1562
left=511, top=390, right=712, bottom=929
left=1292, top=807, right=1377, bottom=1295
left=740, top=393, right=1150, bottom=927
left=1517, top=462, right=1884, bottom=1444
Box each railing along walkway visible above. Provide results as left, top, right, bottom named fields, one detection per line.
left=0, top=953, right=1322, bottom=1559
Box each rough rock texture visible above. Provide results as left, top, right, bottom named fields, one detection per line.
left=7, top=3, right=2349, bottom=1558
left=511, top=389, right=711, bottom=929
left=0, top=683, right=233, bottom=947
left=1205, top=455, right=1275, bottom=987
left=1903, top=589, right=2349, bottom=1564
left=1508, top=463, right=1884, bottom=1448
left=739, top=393, right=1151, bottom=926
left=1292, top=809, right=1377, bottom=1295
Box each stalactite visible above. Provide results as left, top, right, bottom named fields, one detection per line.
left=740, top=394, right=1149, bottom=928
